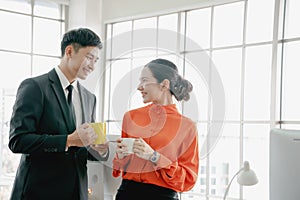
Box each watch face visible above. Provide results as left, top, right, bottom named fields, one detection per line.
left=151, top=155, right=157, bottom=162
left=150, top=151, right=158, bottom=162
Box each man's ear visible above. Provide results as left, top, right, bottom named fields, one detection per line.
left=161, top=79, right=170, bottom=90
left=65, top=45, right=73, bottom=58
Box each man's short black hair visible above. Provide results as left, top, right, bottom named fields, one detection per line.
left=61, top=28, right=102, bottom=56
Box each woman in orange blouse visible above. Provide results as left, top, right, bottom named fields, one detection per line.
left=113, top=58, right=199, bottom=200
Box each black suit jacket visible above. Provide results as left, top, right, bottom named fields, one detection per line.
left=8, top=69, right=106, bottom=200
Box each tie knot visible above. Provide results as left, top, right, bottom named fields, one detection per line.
left=66, top=84, right=73, bottom=93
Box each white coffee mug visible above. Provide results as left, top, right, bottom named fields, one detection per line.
left=121, top=138, right=135, bottom=154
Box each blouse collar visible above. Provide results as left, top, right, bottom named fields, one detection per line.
left=148, top=103, right=178, bottom=114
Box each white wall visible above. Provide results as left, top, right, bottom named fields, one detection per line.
left=102, top=0, right=237, bottom=23
left=68, top=0, right=103, bottom=34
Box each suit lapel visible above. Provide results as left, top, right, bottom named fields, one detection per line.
left=77, top=83, right=86, bottom=123
left=48, top=69, right=76, bottom=133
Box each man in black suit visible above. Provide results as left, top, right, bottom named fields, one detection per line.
left=8, top=28, right=109, bottom=200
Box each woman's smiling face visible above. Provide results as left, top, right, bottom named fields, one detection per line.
left=137, top=67, right=162, bottom=104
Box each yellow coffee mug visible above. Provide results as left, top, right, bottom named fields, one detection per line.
left=89, top=122, right=106, bottom=144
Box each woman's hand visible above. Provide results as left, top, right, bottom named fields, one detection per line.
left=116, top=138, right=131, bottom=159
left=133, top=138, right=154, bottom=160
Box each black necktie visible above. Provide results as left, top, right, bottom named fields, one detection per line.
left=66, top=85, right=76, bottom=129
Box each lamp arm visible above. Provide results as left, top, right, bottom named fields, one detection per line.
left=223, top=168, right=243, bottom=200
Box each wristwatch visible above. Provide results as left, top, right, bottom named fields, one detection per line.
left=149, top=151, right=160, bottom=164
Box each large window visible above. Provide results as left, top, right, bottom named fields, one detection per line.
left=0, top=0, right=66, bottom=198
left=103, top=0, right=298, bottom=199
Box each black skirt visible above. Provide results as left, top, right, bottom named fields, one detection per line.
left=115, top=179, right=179, bottom=200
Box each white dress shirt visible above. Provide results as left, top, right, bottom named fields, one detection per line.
left=55, top=66, right=82, bottom=128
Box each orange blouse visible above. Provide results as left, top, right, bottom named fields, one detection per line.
left=113, top=103, right=199, bottom=192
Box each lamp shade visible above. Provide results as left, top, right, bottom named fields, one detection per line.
left=237, top=161, right=258, bottom=186
left=223, top=161, right=258, bottom=200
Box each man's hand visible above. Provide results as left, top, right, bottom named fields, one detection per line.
left=66, top=123, right=97, bottom=147
left=90, top=142, right=109, bottom=157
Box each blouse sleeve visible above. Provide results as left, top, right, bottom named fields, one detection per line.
left=155, top=124, right=199, bottom=192
left=112, top=112, right=131, bottom=177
